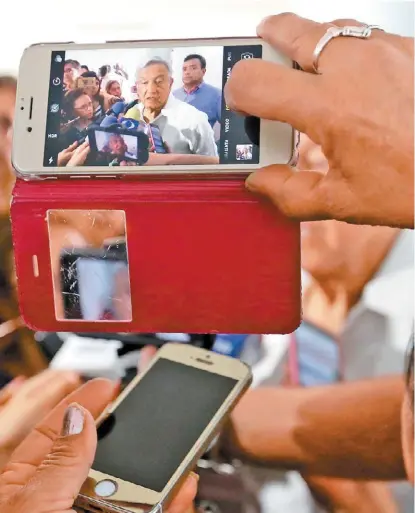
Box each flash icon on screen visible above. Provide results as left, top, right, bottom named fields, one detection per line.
left=48, top=157, right=53, bottom=164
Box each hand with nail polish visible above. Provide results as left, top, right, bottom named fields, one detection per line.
left=0, top=369, right=81, bottom=472
left=0, top=378, right=198, bottom=513
left=225, top=13, right=414, bottom=229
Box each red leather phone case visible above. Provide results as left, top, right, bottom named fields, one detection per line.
left=11, top=177, right=301, bottom=334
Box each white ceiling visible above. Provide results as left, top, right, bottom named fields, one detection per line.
left=1, top=0, right=413, bottom=74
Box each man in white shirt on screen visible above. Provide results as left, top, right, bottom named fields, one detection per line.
left=124, top=59, right=218, bottom=158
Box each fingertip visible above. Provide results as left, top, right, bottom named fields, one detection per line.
left=9, top=375, right=26, bottom=389
left=256, top=12, right=297, bottom=38
left=63, top=371, right=82, bottom=386
left=256, top=14, right=275, bottom=37
left=190, top=471, right=200, bottom=484
left=167, top=473, right=199, bottom=513
left=245, top=171, right=261, bottom=193
left=245, top=166, right=291, bottom=194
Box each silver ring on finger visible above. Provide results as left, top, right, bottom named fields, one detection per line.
left=312, top=25, right=381, bottom=74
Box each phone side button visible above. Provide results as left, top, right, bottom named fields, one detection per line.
left=94, top=479, right=118, bottom=497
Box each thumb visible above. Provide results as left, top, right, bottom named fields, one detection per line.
left=17, top=404, right=97, bottom=512
left=138, top=345, right=158, bottom=374
left=245, top=165, right=332, bottom=221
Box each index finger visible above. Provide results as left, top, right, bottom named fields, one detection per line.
left=257, top=14, right=332, bottom=71
left=225, top=59, right=321, bottom=134
left=257, top=13, right=370, bottom=72
left=67, top=140, right=79, bottom=151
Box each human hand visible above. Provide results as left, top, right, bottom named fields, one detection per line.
left=0, top=376, right=26, bottom=407
left=107, top=94, right=120, bottom=105
left=0, top=370, right=81, bottom=471
left=66, top=141, right=90, bottom=166
left=225, top=14, right=414, bottom=228
left=0, top=378, right=198, bottom=513
left=57, top=141, right=78, bottom=166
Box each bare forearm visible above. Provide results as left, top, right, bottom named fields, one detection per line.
left=227, top=376, right=406, bottom=480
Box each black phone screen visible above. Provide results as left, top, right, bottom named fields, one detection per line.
left=94, top=358, right=237, bottom=492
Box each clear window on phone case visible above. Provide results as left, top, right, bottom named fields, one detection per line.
left=47, top=209, right=132, bottom=322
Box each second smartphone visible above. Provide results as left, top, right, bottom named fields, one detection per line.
left=75, top=343, right=252, bottom=513
left=13, top=37, right=295, bottom=178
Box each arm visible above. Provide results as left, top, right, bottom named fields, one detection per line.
left=193, top=115, right=218, bottom=157
left=226, top=376, right=406, bottom=480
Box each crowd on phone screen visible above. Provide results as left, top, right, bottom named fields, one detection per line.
left=58, top=55, right=222, bottom=167
left=0, top=12, right=414, bottom=513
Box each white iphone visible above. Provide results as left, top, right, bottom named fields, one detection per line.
left=12, top=38, right=296, bottom=178
left=74, top=342, right=252, bottom=513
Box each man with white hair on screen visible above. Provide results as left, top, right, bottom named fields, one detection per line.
left=124, top=59, right=218, bottom=157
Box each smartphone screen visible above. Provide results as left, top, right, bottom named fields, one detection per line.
left=94, top=358, right=237, bottom=492
left=43, top=44, right=262, bottom=168
left=89, top=127, right=149, bottom=166
left=60, top=251, right=132, bottom=321
left=294, top=321, right=340, bottom=386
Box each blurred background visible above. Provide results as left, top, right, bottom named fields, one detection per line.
left=0, top=2, right=414, bottom=513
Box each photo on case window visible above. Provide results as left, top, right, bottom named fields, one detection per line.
left=44, top=45, right=262, bottom=168
left=47, top=209, right=132, bottom=322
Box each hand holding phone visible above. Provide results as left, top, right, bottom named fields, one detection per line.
left=75, top=343, right=252, bottom=513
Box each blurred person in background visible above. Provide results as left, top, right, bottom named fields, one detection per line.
left=75, top=71, right=118, bottom=120
left=0, top=76, right=47, bottom=380
left=224, top=135, right=414, bottom=513
left=80, top=64, right=89, bottom=74
left=0, top=76, right=16, bottom=215
left=100, top=63, right=130, bottom=99
left=174, top=54, right=222, bottom=130
left=59, top=89, right=95, bottom=151
left=105, top=79, right=124, bottom=100
left=63, top=59, right=80, bottom=93
left=0, top=216, right=47, bottom=380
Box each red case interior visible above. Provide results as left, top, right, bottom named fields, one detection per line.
left=11, top=177, right=301, bottom=334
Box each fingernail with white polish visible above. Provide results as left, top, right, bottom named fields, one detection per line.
left=62, top=404, right=84, bottom=436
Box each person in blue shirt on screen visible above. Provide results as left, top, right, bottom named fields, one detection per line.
left=174, top=54, right=222, bottom=130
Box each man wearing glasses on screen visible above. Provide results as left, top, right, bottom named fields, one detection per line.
left=124, top=59, right=218, bottom=158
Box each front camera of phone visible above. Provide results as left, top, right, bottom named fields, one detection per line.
left=20, top=106, right=24, bottom=111
left=27, top=127, right=32, bottom=133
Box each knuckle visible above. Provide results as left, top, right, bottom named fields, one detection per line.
left=42, top=439, right=80, bottom=467
left=331, top=18, right=362, bottom=26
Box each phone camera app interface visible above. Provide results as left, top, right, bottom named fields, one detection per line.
left=44, top=45, right=262, bottom=169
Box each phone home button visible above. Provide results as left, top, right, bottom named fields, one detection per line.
left=95, top=479, right=118, bottom=497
